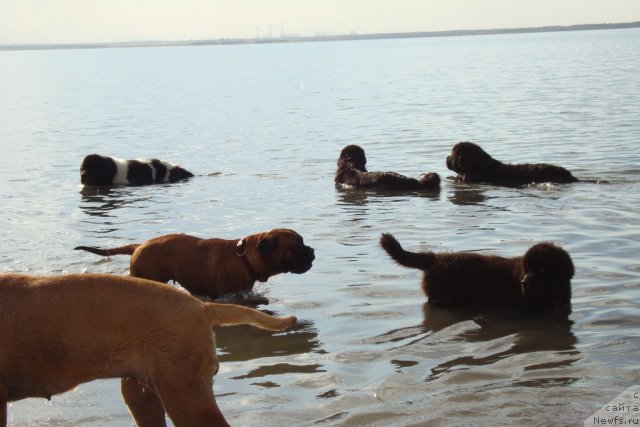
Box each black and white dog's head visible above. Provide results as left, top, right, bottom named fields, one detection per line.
left=80, top=154, right=194, bottom=186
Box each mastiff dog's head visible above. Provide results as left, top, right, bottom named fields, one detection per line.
left=255, top=229, right=315, bottom=276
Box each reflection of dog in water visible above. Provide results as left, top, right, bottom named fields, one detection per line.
left=335, top=145, right=440, bottom=190
left=215, top=318, right=319, bottom=364
left=380, top=233, right=574, bottom=313
left=422, top=304, right=578, bottom=384
left=446, top=141, right=578, bottom=186
left=80, top=154, right=193, bottom=186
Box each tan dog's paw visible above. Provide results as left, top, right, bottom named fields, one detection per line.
left=274, top=315, right=297, bottom=330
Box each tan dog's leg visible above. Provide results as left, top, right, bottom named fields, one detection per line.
left=154, top=372, right=229, bottom=427
left=0, top=383, right=7, bottom=427
left=121, top=378, right=167, bottom=427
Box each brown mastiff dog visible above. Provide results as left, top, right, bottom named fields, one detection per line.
left=0, top=273, right=297, bottom=427
left=74, top=228, right=315, bottom=302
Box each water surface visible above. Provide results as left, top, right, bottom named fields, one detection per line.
left=2, top=29, right=640, bottom=426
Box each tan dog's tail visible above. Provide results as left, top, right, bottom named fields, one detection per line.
left=380, top=233, right=436, bottom=270
left=205, top=303, right=296, bottom=331
left=74, top=244, right=140, bottom=256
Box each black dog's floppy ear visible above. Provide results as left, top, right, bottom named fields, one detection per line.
left=257, top=235, right=279, bottom=258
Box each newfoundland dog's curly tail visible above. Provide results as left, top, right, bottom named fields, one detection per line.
left=379, top=233, right=435, bottom=270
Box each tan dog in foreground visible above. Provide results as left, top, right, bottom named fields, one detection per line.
left=74, top=228, right=315, bottom=302
left=0, top=273, right=297, bottom=427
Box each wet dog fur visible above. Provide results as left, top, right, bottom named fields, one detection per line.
left=0, top=273, right=297, bottom=427
left=380, top=233, right=574, bottom=313
left=335, top=145, right=440, bottom=190
left=446, top=141, right=578, bottom=186
left=74, top=229, right=315, bottom=302
left=80, top=154, right=193, bottom=186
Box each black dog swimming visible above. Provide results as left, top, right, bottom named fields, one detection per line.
left=446, top=141, right=578, bottom=186
left=335, top=145, right=440, bottom=190
left=80, top=154, right=194, bottom=186
left=380, top=233, right=574, bottom=313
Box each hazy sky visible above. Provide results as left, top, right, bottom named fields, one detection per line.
left=1, top=0, right=639, bottom=44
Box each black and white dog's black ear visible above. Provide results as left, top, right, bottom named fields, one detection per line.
left=80, top=154, right=118, bottom=186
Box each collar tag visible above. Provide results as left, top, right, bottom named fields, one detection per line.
left=236, top=239, right=246, bottom=256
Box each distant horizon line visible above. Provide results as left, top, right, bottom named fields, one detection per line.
left=1, top=21, right=639, bottom=52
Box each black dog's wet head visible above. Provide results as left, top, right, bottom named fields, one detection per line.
left=446, top=141, right=493, bottom=174
left=520, top=242, right=574, bottom=309
left=338, top=145, right=367, bottom=172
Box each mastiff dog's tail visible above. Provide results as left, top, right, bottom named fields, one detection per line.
left=74, top=244, right=140, bottom=256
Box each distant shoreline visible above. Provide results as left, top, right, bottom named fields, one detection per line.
left=1, top=21, right=639, bottom=52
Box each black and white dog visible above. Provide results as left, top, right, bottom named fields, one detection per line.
left=80, top=154, right=194, bottom=186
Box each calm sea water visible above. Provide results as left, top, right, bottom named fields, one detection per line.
left=2, top=28, right=640, bottom=426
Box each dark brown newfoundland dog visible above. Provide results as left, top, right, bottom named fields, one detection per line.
left=446, top=141, right=578, bottom=186
left=380, top=233, right=574, bottom=313
left=335, top=145, right=440, bottom=190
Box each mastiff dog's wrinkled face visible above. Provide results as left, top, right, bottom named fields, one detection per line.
left=256, top=229, right=315, bottom=275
